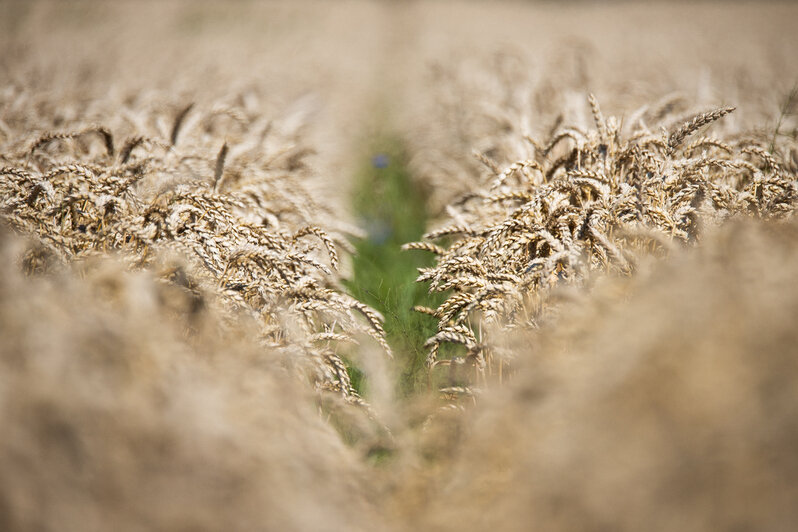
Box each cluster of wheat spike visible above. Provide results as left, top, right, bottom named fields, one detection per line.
left=0, top=95, right=390, bottom=401
left=407, top=94, right=797, bottom=388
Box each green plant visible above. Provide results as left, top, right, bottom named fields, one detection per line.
left=345, top=138, right=447, bottom=397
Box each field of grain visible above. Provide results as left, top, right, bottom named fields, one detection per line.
left=1, top=1, right=797, bottom=530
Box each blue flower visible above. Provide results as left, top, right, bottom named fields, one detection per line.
left=371, top=153, right=389, bottom=169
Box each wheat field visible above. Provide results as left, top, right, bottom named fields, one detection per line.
left=1, top=1, right=797, bottom=531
